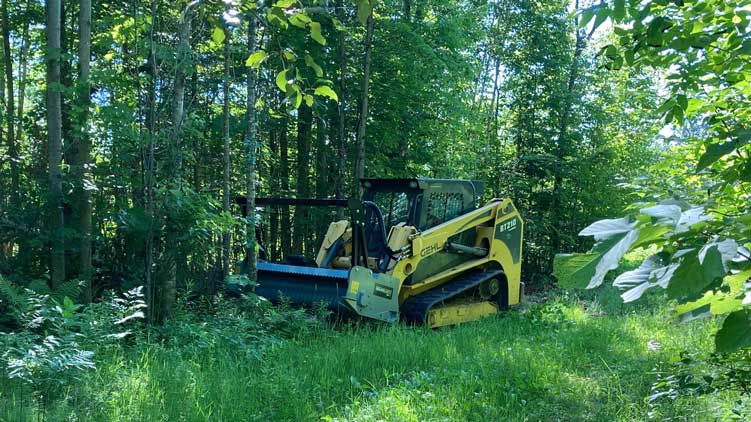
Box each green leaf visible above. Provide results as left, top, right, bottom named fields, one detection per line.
left=274, top=0, right=296, bottom=7
left=555, top=231, right=638, bottom=289
left=613, top=0, right=626, bottom=21
left=310, top=22, right=326, bottom=45
left=676, top=94, right=688, bottom=111
left=579, top=8, right=595, bottom=28
left=293, top=87, right=303, bottom=108
left=553, top=253, right=601, bottom=289
left=305, top=55, right=324, bottom=77
left=697, top=142, right=737, bottom=170
left=647, top=17, right=671, bottom=46
left=289, top=12, right=311, bottom=28
left=632, top=223, right=671, bottom=249
left=276, top=70, right=288, bottom=92
left=245, top=51, right=268, bottom=68
left=666, top=246, right=726, bottom=301
left=356, top=0, right=372, bottom=26
left=304, top=94, right=314, bottom=107
left=593, top=7, right=611, bottom=30
left=715, top=310, right=751, bottom=353
left=211, top=27, right=225, bottom=44
left=730, top=127, right=751, bottom=143
left=314, top=85, right=338, bottom=102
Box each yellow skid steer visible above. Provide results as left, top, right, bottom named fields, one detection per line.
left=232, top=178, right=524, bottom=327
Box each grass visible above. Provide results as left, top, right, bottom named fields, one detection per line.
left=0, top=287, right=739, bottom=422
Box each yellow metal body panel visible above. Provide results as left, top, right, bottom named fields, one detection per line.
left=388, top=198, right=524, bottom=307
left=315, top=220, right=349, bottom=267
left=427, top=301, right=499, bottom=328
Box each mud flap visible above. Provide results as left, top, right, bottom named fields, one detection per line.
left=344, top=266, right=400, bottom=323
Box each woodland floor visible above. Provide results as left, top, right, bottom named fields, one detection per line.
left=0, top=286, right=739, bottom=422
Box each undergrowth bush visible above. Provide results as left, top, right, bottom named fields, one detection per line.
left=0, top=277, right=147, bottom=412
left=650, top=349, right=751, bottom=420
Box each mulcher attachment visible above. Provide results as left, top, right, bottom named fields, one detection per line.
left=253, top=261, right=350, bottom=311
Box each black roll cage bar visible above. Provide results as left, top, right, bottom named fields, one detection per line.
left=235, top=197, right=377, bottom=270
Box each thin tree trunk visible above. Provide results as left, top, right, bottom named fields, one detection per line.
left=293, top=104, right=312, bottom=255
left=268, top=128, right=279, bottom=259
left=354, top=11, right=374, bottom=194
left=2, top=0, right=17, bottom=203
left=46, top=0, right=65, bottom=288
left=335, top=0, right=347, bottom=218
left=314, top=116, right=328, bottom=245
left=245, top=13, right=258, bottom=283
left=550, top=0, right=592, bottom=254
left=160, top=1, right=194, bottom=322
left=221, top=26, right=232, bottom=281
left=77, top=0, right=93, bottom=302
left=16, top=0, right=30, bottom=144
left=279, top=118, right=291, bottom=258
left=144, top=0, right=158, bottom=323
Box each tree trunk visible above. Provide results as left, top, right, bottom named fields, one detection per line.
left=244, top=13, right=258, bottom=283
left=77, top=0, right=93, bottom=302
left=46, top=0, right=65, bottom=288
left=144, top=0, right=158, bottom=322
left=293, top=104, right=312, bottom=255
left=354, top=11, right=374, bottom=194
left=16, top=0, right=31, bottom=144
left=221, top=26, right=232, bottom=282
left=550, top=0, right=591, bottom=255
left=279, top=118, right=291, bottom=258
left=160, top=2, right=193, bottom=322
left=335, top=0, right=347, bottom=218
left=2, top=0, right=17, bottom=203
left=268, top=128, right=279, bottom=259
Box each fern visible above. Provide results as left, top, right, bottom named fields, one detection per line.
left=53, top=280, right=82, bottom=302
left=0, top=276, right=24, bottom=309
left=26, top=279, right=50, bottom=296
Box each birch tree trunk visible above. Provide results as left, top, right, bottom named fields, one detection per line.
left=245, top=13, right=258, bottom=283
left=222, top=26, right=232, bottom=281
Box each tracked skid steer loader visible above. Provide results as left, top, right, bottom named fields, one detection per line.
left=231, top=178, right=524, bottom=327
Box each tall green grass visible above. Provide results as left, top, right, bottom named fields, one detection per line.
left=0, top=287, right=736, bottom=421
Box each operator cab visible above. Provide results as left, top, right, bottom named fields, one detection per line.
left=360, top=178, right=484, bottom=270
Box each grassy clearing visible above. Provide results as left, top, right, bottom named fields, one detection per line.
left=0, top=287, right=737, bottom=422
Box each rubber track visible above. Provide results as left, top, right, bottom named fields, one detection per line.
left=400, top=269, right=504, bottom=324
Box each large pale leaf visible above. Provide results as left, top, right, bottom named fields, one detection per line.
left=640, top=204, right=681, bottom=225
left=554, top=230, right=638, bottom=289
left=579, top=217, right=636, bottom=241
left=715, top=310, right=751, bottom=353
left=617, top=256, right=677, bottom=303
left=614, top=255, right=662, bottom=290
left=675, top=207, right=710, bottom=233
left=589, top=229, right=639, bottom=288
